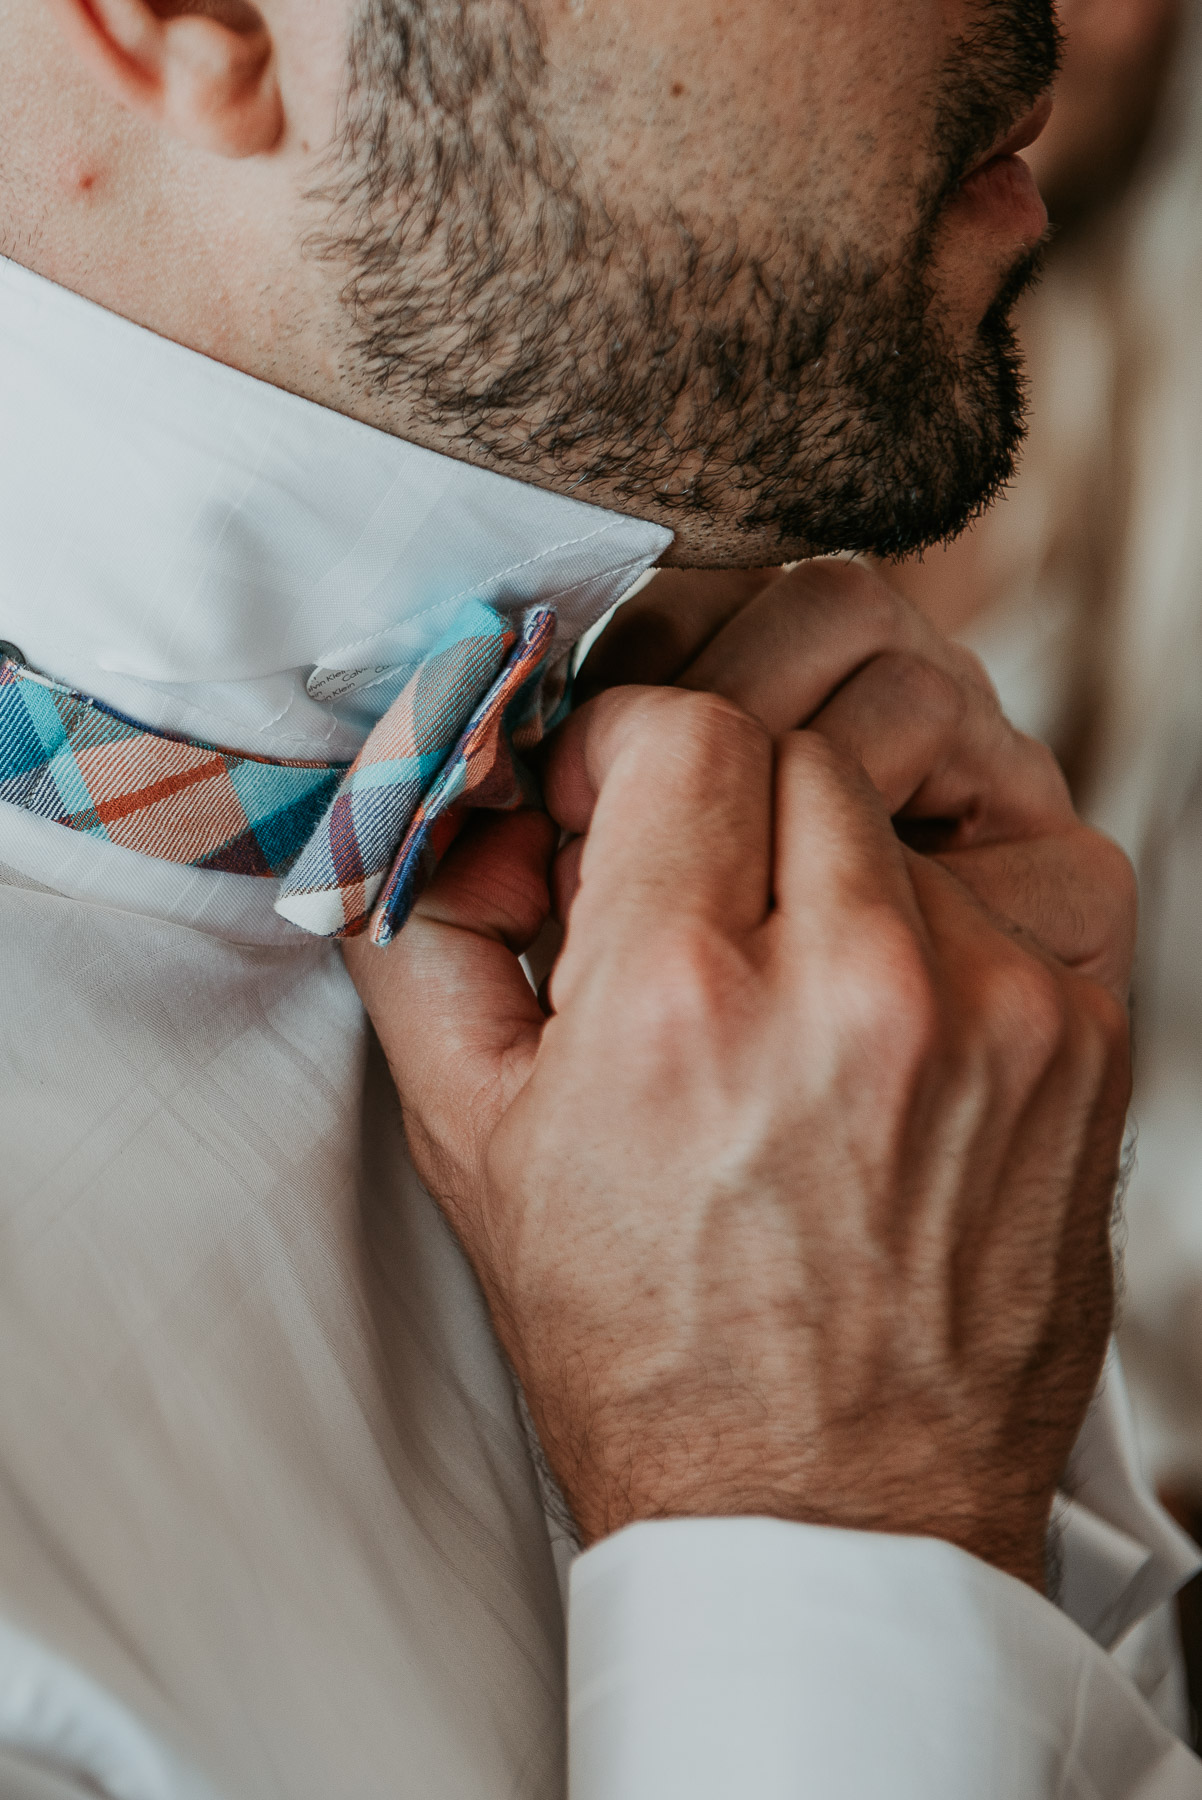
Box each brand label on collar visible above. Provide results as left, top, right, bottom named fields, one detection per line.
left=305, top=661, right=406, bottom=704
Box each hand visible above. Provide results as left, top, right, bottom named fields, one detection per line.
left=345, top=684, right=1132, bottom=1591
left=579, top=558, right=1134, bottom=1001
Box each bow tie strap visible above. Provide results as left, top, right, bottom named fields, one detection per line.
left=0, top=651, right=344, bottom=875
left=0, top=599, right=564, bottom=946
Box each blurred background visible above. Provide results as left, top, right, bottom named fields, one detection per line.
left=889, top=0, right=1202, bottom=1732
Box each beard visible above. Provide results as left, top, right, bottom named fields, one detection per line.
left=311, top=0, right=1059, bottom=560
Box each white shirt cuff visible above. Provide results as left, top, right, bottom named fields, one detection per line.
left=568, top=1518, right=1202, bottom=1799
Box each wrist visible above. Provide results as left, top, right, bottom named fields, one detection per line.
left=548, top=1427, right=1054, bottom=1593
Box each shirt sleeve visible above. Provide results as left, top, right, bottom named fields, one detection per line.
left=567, top=1518, right=1202, bottom=1799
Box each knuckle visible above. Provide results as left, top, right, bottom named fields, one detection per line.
left=1053, top=976, right=1133, bottom=1127
left=624, top=921, right=740, bottom=1039
left=834, top=908, right=942, bottom=1064
left=1071, top=975, right=1131, bottom=1067
left=782, top=728, right=891, bottom=818
left=668, top=686, right=767, bottom=758
left=678, top=684, right=758, bottom=739
left=887, top=652, right=966, bottom=728
left=943, top=640, right=998, bottom=698
left=786, top=725, right=864, bottom=785
left=616, top=685, right=767, bottom=770
left=979, top=946, right=1069, bottom=1069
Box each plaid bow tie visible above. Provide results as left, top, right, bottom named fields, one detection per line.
left=0, top=599, right=563, bottom=946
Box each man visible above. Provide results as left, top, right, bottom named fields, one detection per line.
left=0, top=1, right=1196, bottom=1797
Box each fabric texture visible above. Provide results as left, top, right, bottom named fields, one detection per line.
left=0, top=655, right=342, bottom=878
left=2, top=250, right=1200, bottom=1800
left=0, top=599, right=563, bottom=945
left=0, top=253, right=672, bottom=764
left=0, top=867, right=567, bottom=1800
left=277, top=601, right=561, bottom=945
left=570, top=1520, right=1202, bottom=1800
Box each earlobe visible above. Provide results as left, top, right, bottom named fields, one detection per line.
left=45, top=0, right=284, bottom=159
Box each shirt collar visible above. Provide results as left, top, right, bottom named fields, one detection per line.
left=0, top=256, right=671, bottom=761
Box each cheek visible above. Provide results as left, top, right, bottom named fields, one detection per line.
left=548, top=4, right=944, bottom=263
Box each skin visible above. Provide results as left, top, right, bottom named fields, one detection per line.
left=2, top=0, right=1136, bottom=1585
left=348, top=562, right=1134, bottom=1588
left=7, top=0, right=1054, bottom=561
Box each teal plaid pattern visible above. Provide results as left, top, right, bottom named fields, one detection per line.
left=0, top=654, right=341, bottom=875
left=277, top=601, right=561, bottom=943
left=0, top=597, right=564, bottom=944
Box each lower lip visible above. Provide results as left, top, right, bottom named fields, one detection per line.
left=946, top=153, right=1048, bottom=246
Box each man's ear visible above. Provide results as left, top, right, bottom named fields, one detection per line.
left=46, top=0, right=284, bottom=158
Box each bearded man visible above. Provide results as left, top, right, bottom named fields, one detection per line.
left=0, top=0, right=1197, bottom=1795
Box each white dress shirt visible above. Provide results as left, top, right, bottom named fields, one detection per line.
left=0, top=252, right=1199, bottom=1800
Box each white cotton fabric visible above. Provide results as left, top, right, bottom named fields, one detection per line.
left=0, top=254, right=1198, bottom=1798
left=0, top=257, right=669, bottom=763
left=570, top=1522, right=1202, bottom=1800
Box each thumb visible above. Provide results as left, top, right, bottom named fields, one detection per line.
left=343, top=808, right=556, bottom=1197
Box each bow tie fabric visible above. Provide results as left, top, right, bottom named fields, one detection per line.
left=0, top=600, right=563, bottom=946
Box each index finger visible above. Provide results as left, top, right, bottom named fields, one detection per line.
left=677, top=557, right=991, bottom=734
left=543, top=685, right=775, bottom=949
